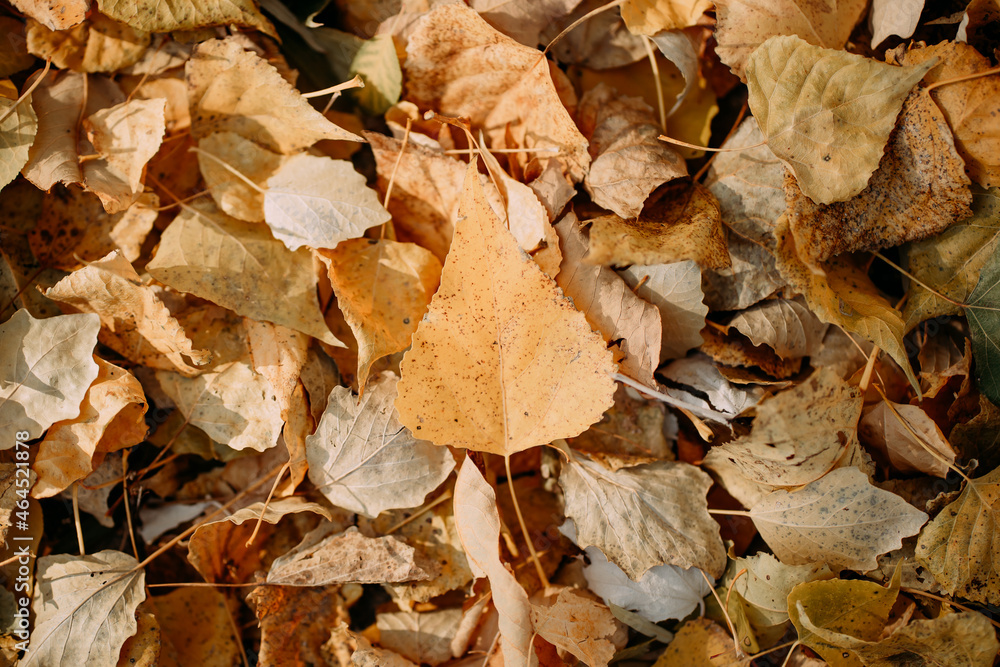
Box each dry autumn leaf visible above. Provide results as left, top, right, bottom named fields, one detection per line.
left=26, top=13, right=150, bottom=73
left=0, top=78, right=37, bottom=191
left=11, top=0, right=89, bottom=31
left=146, top=199, right=343, bottom=346
left=23, top=550, right=145, bottom=667
left=32, top=357, right=146, bottom=498
left=560, top=447, right=726, bottom=579
left=746, top=35, right=934, bottom=205
left=395, top=160, right=615, bottom=456
left=891, top=41, right=1000, bottom=187
left=621, top=0, right=712, bottom=35
left=787, top=573, right=900, bottom=667
left=263, top=153, right=391, bottom=251
left=305, top=373, right=454, bottom=518
left=620, top=260, right=708, bottom=361
left=859, top=400, right=957, bottom=477
left=703, top=369, right=862, bottom=488
left=267, top=525, right=437, bottom=586
left=915, top=467, right=999, bottom=603
left=554, top=213, right=661, bottom=386
left=197, top=131, right=286, bottom=222
left=750, top=467, right=928, bottom=571
left=715, top=0, right=867, bottom=79
left=453, top=458, right=535, bottom=667
left=0, top=310, right=99, bottom=442
left=97, top=0, right=276, bottom=37
left=530, top=587, right=619, bottom=667
left=404, top=3, right=590, bottom=180
left=902, top=187, right=1000, bottom=331
left=186, top=38, right=360, bottom=153
left=727, top=297, right=827, bottom=360
left=45, top=250, right=211, bottom=375
left=586, top=181, right=731, bottom=269
left=320, top=239, right=441, bottom=390
left=785, top=91, right=972, bottom=265
left=156, top=360, right=283, bottom=453
left=578, top=83, right=687, bottom=219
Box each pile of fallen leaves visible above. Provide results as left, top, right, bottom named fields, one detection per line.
left=1, top=0, right=999, bottom=664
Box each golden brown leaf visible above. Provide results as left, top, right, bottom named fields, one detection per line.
left=320, top=239, right=441, bottom=391
left=146, top=200, right=342, bottom=346
left=715, top=0, right=867, bottom=80
left=26, top=13, right=150, bottom=73
left=578, top=83, right=687, bottom=219
left=586, top=181, right=731, bottom=269
left=32, top=358, right=146, bottom=498
left=46, top=250, right=210, bottom=376
left=891, top=41, right=1000, bottom=187
left=727, top=297, right=827, bottom=360
left=620, top=261, right=708, bottom=361
left=746, top=35, right=934, bottom=205
left=197, top=131, right=286, bottom=222
left=97, top=0, right=276, bottom=37
left=554, top=213, right=661, bottom=386
left=621, top=0, right=712, bottom=35
left=652, top=618, right=748, bottom=666
left=404, top=3, right=590, bottom=180
left=915, top=467, right=1000, bottom=603
left=395, top=162, right=615, bottom=456
left=186, top=38, right=360, bottom=154
left=785, top=92, right=972, bottom=266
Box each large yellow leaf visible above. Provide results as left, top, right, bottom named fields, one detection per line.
left=320, top=239, right=441, bottom=392
left=395, top=162, right=615, bottom=456
left=746, top=35, right=933, bottom=205
left=915, top=467, right=1000, bottom=604
left=97, top=0, right=276, bottom=37
left=146, top=200, right=342, bottom=346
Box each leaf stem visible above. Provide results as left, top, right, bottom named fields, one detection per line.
left=924, top=64, right=1000, bottom=93
left=0, top=58, right=51, bottom=124
left=642, top=35, right=666, bottom=132
left=72, top=483, right=86, bottom=556
left=659, top=135, right=768, bottom=153
left=613, top=373, right=731, bottom=424
left=504, top=455, right=550, bottom=590
left=300, top=74, right=364, bottom=98
left=542, top=0, right=625, bottom=56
